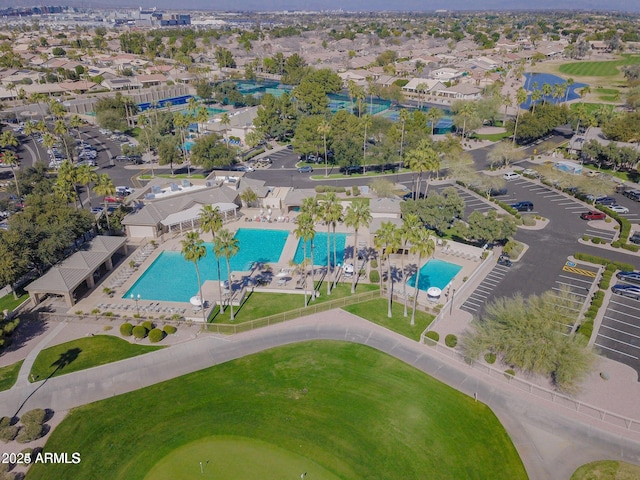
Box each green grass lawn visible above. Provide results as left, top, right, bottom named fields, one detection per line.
left=0, top=360, right=23, bottom=392
left=0, top=292, right=29, bottom=312
left=595, top=88, right=619, bottom=95
left=28, top=342, right=527, bottom=480
left=29, top=335, right=163, bottom=382
left=145, top=436, right=341, bottom=480
left=211, top=282, right=379, bottom=324
left=570, top=102, right=614, bottom=115
left=571, top=460, right=640, bottom=479
left=343, top=298, right=434, bottom=341
left=559, top=55, right=640, bottom=77
left=471, top=131, right=510, bottom=142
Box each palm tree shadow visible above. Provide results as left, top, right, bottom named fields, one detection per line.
left=13, top=348, right=82, bottom=418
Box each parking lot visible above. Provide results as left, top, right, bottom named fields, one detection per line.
left=596, top=292, right=640, bottom=376
left=549, top=260, right=599, bottom=332
left=460, top=263, right=511, bottom=315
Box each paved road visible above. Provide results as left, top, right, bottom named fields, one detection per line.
left=1, top=311, right=640, bottom=480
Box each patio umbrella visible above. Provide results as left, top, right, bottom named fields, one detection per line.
left=343, top=264, right=355, bottom=274
left=427, top=287, right=442, bottom=299
left=190, top=295, right=203, bottom=306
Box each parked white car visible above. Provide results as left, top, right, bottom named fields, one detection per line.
left=503, top=172, right=521, bottom=180
left=609, top=205, right=630, bottom=214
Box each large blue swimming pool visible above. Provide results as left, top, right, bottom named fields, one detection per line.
left=293, top=232, right=348, bottom=267
left=124, top=229, right=288, bottom=302
left=407, top=258, right=462, bottom=291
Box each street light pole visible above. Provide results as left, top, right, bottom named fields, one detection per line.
left=450, top=288, right=455, bottom=315
left=131, top=293, right=140, bottom=316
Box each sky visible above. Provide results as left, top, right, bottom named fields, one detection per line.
left=2, top=0, right=640, bottom=11
left=105, top=0, right=640, bottom=12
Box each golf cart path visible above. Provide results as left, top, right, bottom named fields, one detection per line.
left=1, top=310, right=639, bottom=480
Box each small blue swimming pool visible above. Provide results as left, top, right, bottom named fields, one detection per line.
left=293, top=232, right=348, bottom=267
left=407, top=258, right=462, bottom=291
left=124, top=229, right=288, bottom=302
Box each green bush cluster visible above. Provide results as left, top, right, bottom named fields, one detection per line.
left=370, top=258, right=378, bottom=268
left=16, top=423, right=43, bottom=443
left=444, top=334, right=458, bottom=348
left=597, top=206, right=631, bottom=243
left=352, top=186, right=360, bottom=196
left=622, top=243, right=639, bottom=252
left=369, top=269, right=380, bottom=283
left=574, top=253, right=635, bottom=272
left=425, top=331, right=439, bottom=343
left=163, top=325, right=177, bottom=335
left=120, top=323, right=133, bottom=336
left=0, top=417, right=10, bottom=428
left=484, top=352, right=497, bottom=364
left=243, top=148, right=265, bottom=160
left=521, top=215, right=536, bottom=227
left=504, top=369, right=516, bottom=378
left=132, top=325, right=148, bottom=339
left=315, top=185, right=346, bottom=193
left=591, top=237, right=602, bottom=244
left=142, top=321, right=154, bottom=331
left=20, top=409, right=46, bottom=426
left=583, top=235, right=590, bottom=242
left=0, top=425, right=18, bottom=442
left=148, top=328, right=164, bottom=343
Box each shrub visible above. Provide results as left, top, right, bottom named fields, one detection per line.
left=369, top=269, right=380, bottom=283
left=484, top=352, right=496, bottom=364
left=0, top=417, right=11, bottom=428
left=577, top=320, right=594, bottom=340
left=20, top=409, right=46, bottom=426
left=425, top=331, right=439, bottom=343
left=0, top=425, right=18, bottom=442
left=444, top=334, right=458, bottom=348
left=504, top=369, right=516, bottom=378
left=582, top=235, right=590, bottom=242
left=370, top=258, right=378, bottom=268
left=142, top=321, right=154, bottom=331
left=103, top=325, right=113, bottom=331
left=120, top=323, right=133, bottom=336
left=352, top=185, right=360, bottom=196
left=345, top=189, right=351, bottom=196
left=148, top=328, right=164, bottom=343
left=521, top=214, right=536, bottom=226
left=132, top=325, right=148, bottom=339
left=622, top=243, right=639, bottom=252
left=16, top=422, right=43, bottom=443
left=163, top=325, right=177, bottom=335
left=591, top=237, right=601, bottom=244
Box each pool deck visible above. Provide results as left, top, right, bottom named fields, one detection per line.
left=68, top=215, right=480, bottom=322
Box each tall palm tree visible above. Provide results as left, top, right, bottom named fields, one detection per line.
left=344, top=199, right=372, bottom=294
left=320, top=192, right=342, bottom=295
left=181, top=231, right=207, bottom=323
left=199, top=205, right=225, bottom=313
left=300, top=197, right=319, bottom=299
left=409, top=227, right=435, bottom=326
left=530, top=89, right=542, bottom=114
left=1, top=151, right=20, bottom=197
left=213, top=228, right=240, bottom=321
left=375, top=221, right=399, bottom=318
left=399, top=213, right=420, bottom=317
left=138, top=114, right=154, bottom=177
left=294, top=212, right=315, bottom=307
left=173, top=112, right=191, bottom=176
left=56, top=160, right=80, bottom=208
left=426, top=108, right=443, bottom=139
left=501, top=94, right=512, bottom=126
left=564, top=78, right=575, bottom=103
left=416, top=83, right=427, bottom=109
left=405, top=139, right=440, bottom=198
left=76, top=163, right=98, bottom=208
left=93, top=173, right=115, bottom=231
left=69, top=114, right=84, bottom=151
left=512, top=87, right=528, bottom=145
left=317, top=119, right=331, bottom=178
left=220, top=113, right=231, bottom=149
left=456, top=101, right=477, bottom=139
left=196, top=106, right=209, bottom=133
left=398, top=108, right=409, bottom=162
left=347, top=79, right=357, bottom=115
left=541, top=83, right=552, bottom=105
left=361, top=114, right=372, bottom=173
left=54, top=119, right=72, bottom=162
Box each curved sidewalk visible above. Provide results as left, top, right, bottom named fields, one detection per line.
left=1, top=311, right=639, bottom=479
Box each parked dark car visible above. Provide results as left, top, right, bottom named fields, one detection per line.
left=595, top=196, right=616, bottom=206
left=402, top=192, right=426, bottom=201
left=340, top=165, right=364, bottom=175
left=611, top=284, right=640, bottom=300
left=616, top=271, right=640, bottom=285
left=580, top=211, right=606, bottom=221
left=630, top=233, right=640, bottom=245
left=298, top=166, right=313, bottom=173
left=497, top=254, right=512, bottom=267
left=510, top=201, right=534, bottom=212
left=489, top=187, right=507, bottom=196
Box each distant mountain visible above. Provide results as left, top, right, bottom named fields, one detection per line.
left=0, top=0, right=638, bottom=12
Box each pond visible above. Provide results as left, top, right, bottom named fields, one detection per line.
left=521, top=73, right=588, bottom=110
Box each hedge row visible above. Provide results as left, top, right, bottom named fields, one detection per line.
left=574, top=253, right=635, bottom=272
left=121, top=322, right=176, bottom=341
left=315, top=185, right=346, bottom=193
left=597, top=205, right=631, bottom=244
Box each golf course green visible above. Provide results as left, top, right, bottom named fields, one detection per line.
left=27, top=341, right=527, bottom=480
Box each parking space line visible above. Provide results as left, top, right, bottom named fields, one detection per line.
left=596, top=333, right=640, bottom=353
left=549, top=198, right=568, bottom=202
left=600, top=324, right=640, bottom=340
left=608, top=300, right=640, bottom=312
left=566, top=206, right=585, bottom=210
left=555, top=280, right=590, bottom=289
left=461, top=306, right=478, bottom=312
left=603, top=315, right=640, bottom=329
left=595, top=342, right=639, bottom=359
left=464, top=300, right=485, bottom=308
left=557, top=202, right=577, bottom=206
left=606, top=306, right=640, bottom=317
left=558, top=275, right=593, bottom=284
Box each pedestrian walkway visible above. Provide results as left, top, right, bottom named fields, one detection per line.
left=14, top=321, right=67, bottom=387
left=0, top=310, right=639, bottom=480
